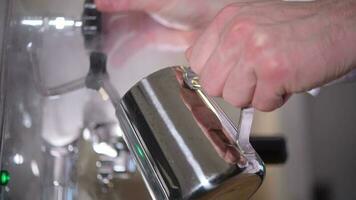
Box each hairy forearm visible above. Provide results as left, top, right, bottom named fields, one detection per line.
left=286, top=0, right=356, bottom=77
left=322, top=0, right=356, bottom=72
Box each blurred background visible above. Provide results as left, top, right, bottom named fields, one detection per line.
left=0, top=0, right=355, bottom=199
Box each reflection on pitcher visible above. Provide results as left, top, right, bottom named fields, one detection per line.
left=175, top=68, right=246, bottom=165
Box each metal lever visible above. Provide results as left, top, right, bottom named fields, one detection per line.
left=237, top=107, right=255, bottom=154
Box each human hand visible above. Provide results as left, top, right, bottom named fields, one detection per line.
left=101, top=12, right=197, bottom=67
left=186, top=1, right=356, bottom=111
left=95, top=0, right=237, bottom=30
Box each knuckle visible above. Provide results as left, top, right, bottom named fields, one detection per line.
left=213, top=4, right=240, bottom=29
left=241, top=31, right=291, bottom=84
left=250, top=30, right=272, bottom=49
left=229, top=19, right=256, bottom=36
left=244, top=30, right=274, bottom=56
left=222, top=19, right=257, bottom=49
left=256, top=53, right=290, bottom=84
left=238, top=50, right=289, bottom=87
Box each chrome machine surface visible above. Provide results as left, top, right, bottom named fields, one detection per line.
left=0, top=0, right=149, bottom=199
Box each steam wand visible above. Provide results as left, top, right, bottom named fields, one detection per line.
left=85, top=51, right=126, bottom=120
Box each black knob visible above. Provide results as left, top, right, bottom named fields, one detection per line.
left=86, top=52, right=108, bottom=90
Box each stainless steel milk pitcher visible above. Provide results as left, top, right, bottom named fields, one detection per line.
left=84, top=51, right=265, bottom=200
left=109, top=65, right=265, bottom=200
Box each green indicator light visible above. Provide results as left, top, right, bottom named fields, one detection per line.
left=0, top=170, right=10, bottom=186
left=135, top=144, right=145, bottom=158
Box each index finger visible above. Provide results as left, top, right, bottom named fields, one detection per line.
left=186, top=5, right=240, bottom=74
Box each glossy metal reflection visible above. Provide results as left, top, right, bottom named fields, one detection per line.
left=41, top=141, right=79, bottom=200
left=117, top=67, right=265, bottom=200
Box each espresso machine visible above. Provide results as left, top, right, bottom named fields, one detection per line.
left=0, top=0, right=288, bottom=199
